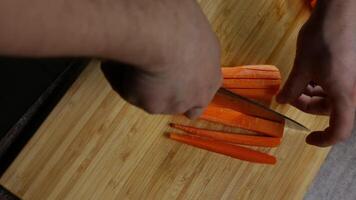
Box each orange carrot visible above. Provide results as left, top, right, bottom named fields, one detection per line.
left=222, top=66, right=281, bottom=79
left=238, top=65, right=279, bottom=71
left=222, top=79, right=281, bottom=89
left=310, top=0, right=317, bottom=8
left=227, top=88, right=277, bottom=102
left=211, top=91, right=283, bottom=122
left=169, top=132, right=277, bottom=164
left=201, top=106, right=284, bottom=138
left=170, top=123, right=281, bottom=147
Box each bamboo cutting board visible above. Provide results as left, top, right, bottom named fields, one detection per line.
left=1, top=0, right=330, bottom=199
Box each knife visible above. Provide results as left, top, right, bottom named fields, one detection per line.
left=216, top=88, right=309, bottom=131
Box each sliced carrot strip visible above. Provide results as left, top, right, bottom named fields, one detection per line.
left=201, top=106, right=284, bottom=138
left=222, top=66, right=281, bottom=79
left=238, top=65, right=279, bottom=71
left=170, top=124, right=281, bottom=147
left=227, top=88, right=277, bottom=102
left=222, top=79, right=281, bottom=89
left=211, top=91, right=283, bottom=122
left=169, top=132, right=277, bottom=164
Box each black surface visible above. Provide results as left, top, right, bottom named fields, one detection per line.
left=0, top=185, right=20, bottom=200
left=0, top=58, right=88, bottom=176
left=0, top=58, right=88, bottom=199
left=0, top=58, right=70, bottom=137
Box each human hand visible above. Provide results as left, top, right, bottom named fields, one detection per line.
left=101, top=0, right=221, bottom=119
left=277, top=0, right=356, bottom=147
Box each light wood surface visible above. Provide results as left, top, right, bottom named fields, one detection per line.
left=1, top=0, right=330, bottom=199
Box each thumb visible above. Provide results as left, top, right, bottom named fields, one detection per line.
left=277, top=58, right=311, bottom=104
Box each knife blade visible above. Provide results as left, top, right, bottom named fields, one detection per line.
left=216, top=88, right=309, bottom=131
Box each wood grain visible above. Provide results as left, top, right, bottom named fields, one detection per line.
left=1, top=0, right=330, bottom=199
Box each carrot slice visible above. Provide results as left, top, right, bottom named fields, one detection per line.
left=170, top=124, right=281, bottom=147
left=227, top=88, right=277, bottom=102
left=169, top=132, right=277, bottom=164
left=211, top=91, right=283, bottom=122
left=222, top=66, right=281, bottom=79
left=222, top=79, right=281, bottom=89
left=238, top=65, right=279, bottom=71
left=201, top=106, right=284, bottom=138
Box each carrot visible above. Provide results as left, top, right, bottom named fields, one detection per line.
left=169, top=132, right=277, bottom=164
left=227, top=88, right=277, bottom=102
left=222, top=66, right=281, bottom=79
left=211, top=91, right=283, bottom=122
left=222, top=79, right=281, bottom=89
left=238, top=65, right=279, bottom=71
left=310, top=0, right=317, bottom=8
left=201, top=106, right=284, bottom=138
left=170, top=123, right=281, bottom=147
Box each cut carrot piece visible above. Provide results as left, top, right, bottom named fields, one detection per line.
left=222, top=66, right=281, bottom=79
left=238, top=65, right=279, bottom=71
left=222, top=79, right=281, bottom=89
left=227, top=88, right=277, bottom=102
left=169, top=133, right=277, bottom=164
left=211, top=90, right=283, bottom=122
left=201, top=106, right=284, bottom=137
left=170, top=124, right=281, bottom=147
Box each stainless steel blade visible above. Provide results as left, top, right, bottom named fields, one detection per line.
left=217, top=88, right=309, bottom=131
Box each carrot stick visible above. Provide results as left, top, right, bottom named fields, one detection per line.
left=222, top=79, right=281, bottom=89
left=227, top=88, right=277, bottom=102
left=238, top=65, right=279, bottom=71
left=222, top=66, right=281, bottom=79
left=169, top=132, right=277, bottom=164
left=201, top=106, right=284, bottom=138
left=170, top=123, right=281, bottom=147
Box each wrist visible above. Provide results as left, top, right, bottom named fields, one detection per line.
left=98, top=0, right=207, bottom=68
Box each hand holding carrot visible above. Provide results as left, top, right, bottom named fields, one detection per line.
left=277, top=0, right=356, bottom=147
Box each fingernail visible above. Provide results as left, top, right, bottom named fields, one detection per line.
left=184, top=108, right=203, bottom=119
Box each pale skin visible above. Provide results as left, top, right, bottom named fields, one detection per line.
left=277, top=0, right=356, bottom=147
left=0, top=0, right=354, bottom=147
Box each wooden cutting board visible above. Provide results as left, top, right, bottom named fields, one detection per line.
left=1, top=0, right=330, bottom=199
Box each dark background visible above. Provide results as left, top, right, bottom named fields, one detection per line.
left=0, top=58, right=87, bottom=176
left=0, top=58, right=70, bottom=136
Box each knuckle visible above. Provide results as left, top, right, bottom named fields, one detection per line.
left=140, top=97, right=165, bottom=114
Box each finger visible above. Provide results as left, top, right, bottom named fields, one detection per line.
left=306, top=97, right=355, bottom=147
left=184, top=107, right=204, bottom=119
left=277, top=60, right=311, bottom=104
left=292, top=94, right=331, bottom=115
left=303, top=84, right=326, bottom=97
